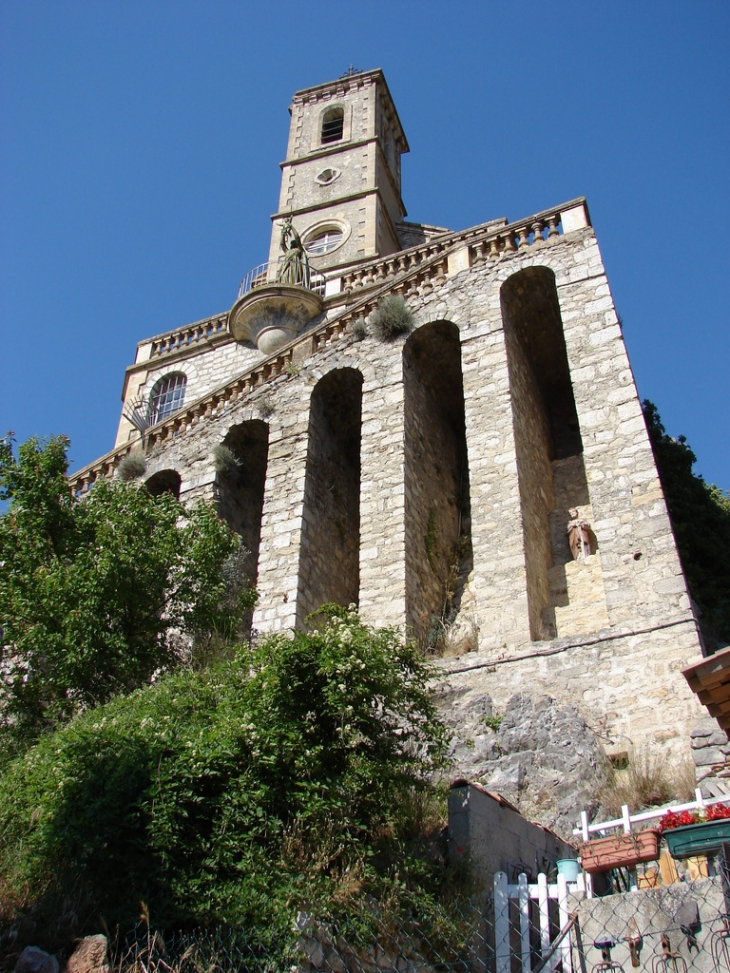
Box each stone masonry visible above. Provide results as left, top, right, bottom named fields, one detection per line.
left=74, top=70, right=707, bottom=767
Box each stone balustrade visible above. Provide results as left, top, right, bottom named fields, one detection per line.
left=339, top=198, right=588, bottom=295
left=340, top=240, right=451, bottom=292
left=148, top=314, right=229, bottom=360
left=468, top=211, right=562, bottom=264
left=140, top=200, right=589, bottom=365
left=69, top=198, right=590, bottom=494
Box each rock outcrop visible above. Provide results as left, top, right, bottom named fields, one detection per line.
left=438, top=689, right=610, bottom=839
left=13, top=947, right=59, bottom=973
left=64, top=935, right=110, bottom=973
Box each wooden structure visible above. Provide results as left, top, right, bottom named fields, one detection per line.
left=683, top=647, right=730, bottom=735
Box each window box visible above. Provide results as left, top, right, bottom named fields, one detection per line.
left=579, top=829, right=661, bottom=874
left=663, top=821, right=730, bottom=860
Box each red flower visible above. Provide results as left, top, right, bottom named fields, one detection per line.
left=659, top=803, right=730, bottom=830
left=707, top=803, right=730, bottom=821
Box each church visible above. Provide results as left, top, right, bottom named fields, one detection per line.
left=72, top=69, right=704, bottom=761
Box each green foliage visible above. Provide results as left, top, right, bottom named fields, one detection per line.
left=116, top=450, right=147, bottom=481
left=0, top=609, right=450, bottom=946
left=0, top=435, right=240, bottom=746
left=369, top=295, right=414, bottom=341
left=191, top=543, right=258, bottom=667
left=643, top=402, right=730, bottom=648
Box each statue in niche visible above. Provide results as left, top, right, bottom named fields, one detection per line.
left=277, top=217, right=310, bottom=288
left=567, top=508, right=594, bottom=561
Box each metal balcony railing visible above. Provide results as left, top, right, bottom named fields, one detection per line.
left=237, top=260, right=325, bottom=300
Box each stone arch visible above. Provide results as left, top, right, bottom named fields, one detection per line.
left=145, top=469, right=181, bottom=499
left=500, top=266, right=604, bottom=640
left=298, top=367, right=363, bottom=623
left=403, top=321, right=472, bottom=648
left=216, top=419, right=270, bottom=590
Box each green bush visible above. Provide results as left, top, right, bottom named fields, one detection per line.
left=0, top=609, right=450, bottom=946
left=369, top=295, right=413, bottom=341
left=0, top=435, right=240, bottom=747
left=644, top=401, right=730, bottom=648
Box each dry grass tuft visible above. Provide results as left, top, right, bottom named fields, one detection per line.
left=116, top=451, right=146, bottom=481
left=599, top=747, right=696, bottom=816
left=369, top=296, right=413, bottom=341
left=212, top=444, right=240, bottom=480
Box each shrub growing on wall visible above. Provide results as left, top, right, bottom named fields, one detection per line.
left=369, top=295, right=414, bottom=341
left=212, top=443, right=241, bottom=480
left=116, top=450, right=147, bottom=480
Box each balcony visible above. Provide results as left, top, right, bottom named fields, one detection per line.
left=237, top=260, right=325, bottom=300
left=230, top=259, right=325, bottom=354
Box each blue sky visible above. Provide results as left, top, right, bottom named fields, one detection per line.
left=1, top=1, right=728, bottom=487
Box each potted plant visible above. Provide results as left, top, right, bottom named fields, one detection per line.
left=660, top=803, right=730, bottom=860
left=579, top=829, right=662, bottom=874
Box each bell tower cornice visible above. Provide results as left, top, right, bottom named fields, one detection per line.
left=287, top=68, right=409, bottom=158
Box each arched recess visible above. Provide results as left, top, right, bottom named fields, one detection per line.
left=297, top=368, right=363, bottom=624
left=403, top=321, right=472, bottom=649
left=216, top=420, right=269, bottom=590
left=145, top=469, right=181, bottom=499
left=501, top=266, right=604, bottom=640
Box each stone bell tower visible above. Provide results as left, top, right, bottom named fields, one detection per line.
left=266, top=68, right=410, bottom=275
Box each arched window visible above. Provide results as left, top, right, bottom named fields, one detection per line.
left=149, top=373, right=186, bottom=424
left=304, top=226, right=344, bottom=255
left=321, top=107, right=344, bottom=144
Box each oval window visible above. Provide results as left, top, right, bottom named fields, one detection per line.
left=304, top=227, right=344, bottom=256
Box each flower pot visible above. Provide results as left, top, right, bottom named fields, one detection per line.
left=579, top=830, right=661, bottom=874
left=557, top=859, right=581, bottom=882
left=663, top=821, right=730, bottom=860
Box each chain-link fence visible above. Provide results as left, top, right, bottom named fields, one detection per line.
left=111, top=899, right=492, bottom=973
left=109, top=868, right=730, bottom=973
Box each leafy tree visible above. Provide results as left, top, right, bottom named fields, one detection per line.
left=643, top=402, right=730, bottom=648
left=0, top=434, right=241, bottom=744
left=0, top=609, right=449, bottom=948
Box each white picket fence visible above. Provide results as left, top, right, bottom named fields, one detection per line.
left=573, top=788, right=729, bottom=841
left=493, top=871, right=584, bottom=973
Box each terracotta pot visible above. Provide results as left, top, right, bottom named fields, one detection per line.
left=579, top=829, right=661, bottom=874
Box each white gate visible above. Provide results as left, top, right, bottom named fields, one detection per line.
left=494, top=871, right=583, bottom=973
